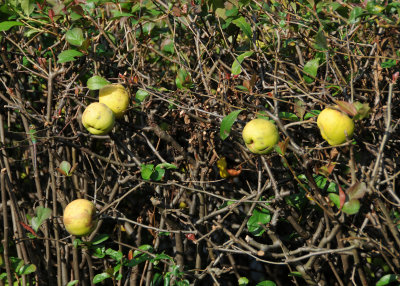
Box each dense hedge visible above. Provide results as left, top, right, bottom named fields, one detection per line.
left=0, top=0, right=400, bottom=285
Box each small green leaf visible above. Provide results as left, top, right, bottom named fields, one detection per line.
left=314, top=30, right=328, bottom=51
left=303, top=58, right=320, bottom=83
left=93, top=273, right=111, bottom=284
left=256, top=281, right=277, bottom=286
left=328, top=194, right=360, bottom=215
left=111, top=10, right=134, bottom=18
left=239, top=277, right=249, bottom=286
left=381, top=59, right=397, bottom=68
left=176, top=69, right=192, bottom=89
left=0, top=21, right=24, bottom=32
left=87, top=76, right=110, bottom=90
left=376, top=274, right=399, bottom=286
left=232, top=17, right=252, bottom=39
left=349, top=7, right=363, bottom=24
left=66, top=280, right=79, bottom=286
left=220, top=109, right=242, bottom=140
left=304, top=110, right=321, bottom=119
left=18, top=263, right=36, bottom=275
left=141, top=164, right=154, bottom=180
left=21, top=0, right=35, bottom=16
left=66, top=27, right=84, bottom=47
left=278, top=112, right=299, bottom=121
left=231, top=51, right=254, bottom=75
left=152, top=165, right=165, bottom=181
left=135, top=89, right=149, bottom=103
left=60, top=161, right=71, bottom=175
left=156, top=163, right=177, bottom=169
left=31, top=206, right=52, bottom=232
left=92, top=234, right=109, bottom=245
left=106, top=248, right=123, bottom=261
left=57, top=49, right=83, bottom=63
left=247, top=207, right=271, bottom=236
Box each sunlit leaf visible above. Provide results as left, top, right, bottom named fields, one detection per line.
left=376, top=274, right=399, bottom=286
left=66, top=27, right=84, bottom=47
left=93, top=273, right=111, bottom=284
left=57, top=49, right=83, bottom=63
left=0, top=21, right=24, bottom=32
left=232, top=17, right=252, bottom=39
left=220, top=109, right=242, bottom=140
left=231, top=51, right=254, bottom=75
left=303, top=58, right=319, bottom=83
left=87, top=76, right=110, bottom=90
left=247, top=208, right=271, bottom=236
left=31, top=206, right=52, bottom=232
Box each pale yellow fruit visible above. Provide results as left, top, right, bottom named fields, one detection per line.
left=99, top=84, right=130, bottom=118
left=317, top=108, right=354, bottom=146
left=242, top=118, right=279, bottom=154
left=82, top=102, right=115, bottom=135
left=63, top=199, right=97, bottom=236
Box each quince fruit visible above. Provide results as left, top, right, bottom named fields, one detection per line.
left=99, top=84, right=130, bottom=118
left=63, top=199, right=97, bottom=236
left=317, top=108, right=354, bottom=146
left=242, top=118, right=279, bottom=154
left=82, top=102, right=115, bottom=135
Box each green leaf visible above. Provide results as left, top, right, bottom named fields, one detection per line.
left=239, top=277, right=249, bottom=286
left=0, top=21, right=24, bottom=32
left=66, top=27, right=84, bottom=47
left=381, top=59, right=397, bottom=68
left=57, top=49, right=83, bottom=63
left=231, top=51, right=254, bottom=75
left=141, top=164, right=154, bottom=180
left=366, top=1, right=384, bottom=14
left=87, top=76, right=110, bottom=90
left=349, top=7, right=363, bottom=24
left=111, top=10, right=134, bottom=18
left=66, top=280, right=79, bottom=286
left=135, top=89, right=149, bottom=103
left=92, top=234, right=109, bottom=245
left=304, top=110, right=321, bottom=119
left=21, top=0, right=35, bottom=16
left=31, top=206, right=52, bottom=232
left=106, top=248, right=123, bottom=261
left=152, top=165, right=165, bottom=181
left=303, top=58, right=320, bottom=84
left=278, top=112, right=299, bottom=121
left=220, top=109, right=242, bottom=140
left=59, top=161, right=71, bottom=175
left=256, top=281, right=277, bottom=286
left=247, top=208, right=271, bottom=236
left=18, top=263, right=36, bottom=275
left=176, top=69, right=192, bottom=89
left=93, top=273, right=111, bottom=284
left=156, top=163, right=177, bottom=170
left=328, top=194, right=360, bottom=215
left=232, top=17, right=252, bottom=39
left=376, top=274, right=399, bottom=286
left=314, top=30, right=328, bottom=51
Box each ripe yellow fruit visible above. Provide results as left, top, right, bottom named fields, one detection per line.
left=242, top=118, right=279, bottom=154
left=82, top=102, right=115, bottom=135
left=63, top=199, right=97, bottom=236
left=317, top=108, right=354, bottom=146
left=99, top=84, right=130, bottom=118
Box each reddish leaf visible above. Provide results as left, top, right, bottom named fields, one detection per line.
left=19, top=221, right=38, bottom=237
left=338, top=185, right=346, bottom=210
left=335, top=101, right=357, bottom=117
left=392, top=71, right=399, bottom=83
left=128, top=250, right=133, bottom=261
left=347, top=182, right=367, bottom=200
left=186, top=233, right=196, bottom=242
